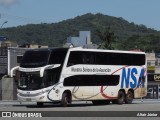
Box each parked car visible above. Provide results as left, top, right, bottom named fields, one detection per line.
left=147, top=88, right=153, bottom=98
left=147, top=87, right=160, bottom=98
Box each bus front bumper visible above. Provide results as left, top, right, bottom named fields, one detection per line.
left=17, top=92, right=49, bottom=102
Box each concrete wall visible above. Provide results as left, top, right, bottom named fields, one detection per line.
left=0, top=77, right=17, bottom=100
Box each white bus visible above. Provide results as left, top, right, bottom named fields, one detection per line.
left=11, top=47, right=147, bottom=107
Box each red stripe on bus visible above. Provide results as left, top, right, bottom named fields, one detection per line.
left=100, top=86, right=117, bottom=99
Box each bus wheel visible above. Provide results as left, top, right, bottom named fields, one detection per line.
left=37, top=102, right=44, bottom=107
left=61, top=92, right=70, bottom=107
left=125, top=91, right=133, bottom=104
left=117, top=91, right=125, bottom=105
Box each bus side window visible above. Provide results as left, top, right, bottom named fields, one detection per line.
left=45, top=68, right=60, bottom=87
left=82, top=52, right=94, bottom=64
left=95, top=52, right=110, bottom=65
left=67, top=51, right=83, bottom=66
left=49, top=51, right=67, bottom=64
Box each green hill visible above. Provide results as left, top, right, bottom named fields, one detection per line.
left=1, top=13, right=160, bottom=52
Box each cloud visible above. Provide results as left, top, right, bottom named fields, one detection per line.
left=0, top=0, right=18, bottom=7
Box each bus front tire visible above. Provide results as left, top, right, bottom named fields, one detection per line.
left=61, top=92, right=70, bottom=107
left=125, top=91, right=133, bottom=104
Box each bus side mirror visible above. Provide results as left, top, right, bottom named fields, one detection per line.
left=10, top=66, right=19, bottom=77
left=14, top=70, right=19, bottom=87
left=40, top=64, right=61, bottom=77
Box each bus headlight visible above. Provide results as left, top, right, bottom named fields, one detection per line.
left=39, top=96, right=45, bottom=100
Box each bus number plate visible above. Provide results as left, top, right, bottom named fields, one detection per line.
left=26, top=98, right=31, bottom=101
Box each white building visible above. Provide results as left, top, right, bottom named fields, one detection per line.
left=146, top=53, right=156, bottom=66
left=66, top=31, right=92, bottom=47
left=146, top=52, right=160, bottom=73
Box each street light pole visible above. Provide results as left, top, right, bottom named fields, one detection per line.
left=1, top=21, right=8, bottom=28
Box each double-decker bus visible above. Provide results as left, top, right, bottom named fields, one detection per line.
left=11, top=47, right=147, bottom=107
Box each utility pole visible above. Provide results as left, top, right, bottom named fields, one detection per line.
left=0, top=13, right=8, bottom=29
left=1, top=21, right=8, bottom=29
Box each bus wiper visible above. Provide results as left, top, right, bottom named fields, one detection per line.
left=20, top=85, right=27, bottom=88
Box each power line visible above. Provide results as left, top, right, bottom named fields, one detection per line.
left=1, top=12, right=47, bottom=24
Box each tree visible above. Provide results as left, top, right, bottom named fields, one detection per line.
left=96, top=27, right=116, bottom=49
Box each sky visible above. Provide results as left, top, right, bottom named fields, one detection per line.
left=0, top=0, right=160, bottom=31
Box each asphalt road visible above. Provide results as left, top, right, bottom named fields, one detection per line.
left=0, top=100, right=160, bottom=120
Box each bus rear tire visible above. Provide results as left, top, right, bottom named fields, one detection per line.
left=125, top=91, right=133, bottom=104
left=37, top=102, right=44, bottom=107
left=112, top=91, right=125, bottom=105
left=117, top=91, right=125, bottom=104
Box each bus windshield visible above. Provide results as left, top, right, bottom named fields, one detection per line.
left=20, top=50, right=50, bottom=68
left=18, top=71, right=44, bottom=90
left=18, top=66, right=61, bottom=90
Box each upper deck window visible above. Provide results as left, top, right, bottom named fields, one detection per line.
left=20, top=50, right=50, bottom=68
left=20, top=48, right=68, bottom=68
left=49, top=49, right=68, bottom=64
left=67, top=51, right=145, bottom=66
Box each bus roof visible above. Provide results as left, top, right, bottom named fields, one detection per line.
left=69, top=47, right=145, bottom=54
left=25, top=47, right=145, bottom=54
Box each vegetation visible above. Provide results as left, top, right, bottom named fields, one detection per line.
left=0, top=13, right=160, bottom=52
left=119, top=33, right=160, bottom=52
left=96, top=27, right=117, bottom=49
